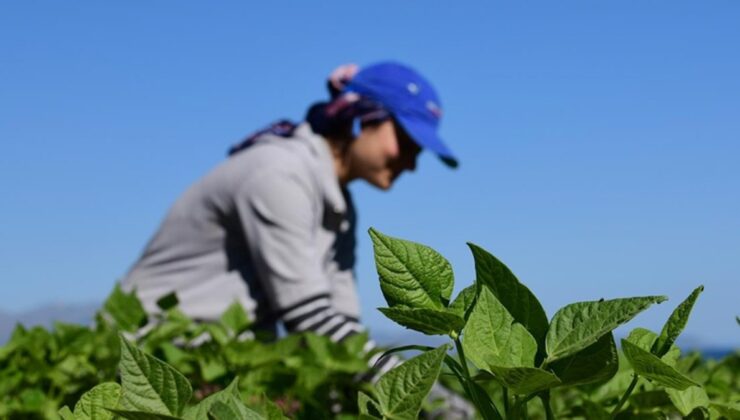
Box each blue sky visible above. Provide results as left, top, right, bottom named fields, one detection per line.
left=1, top=1, right=738, bottom=347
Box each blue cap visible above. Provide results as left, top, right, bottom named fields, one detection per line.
left=344, top=62, right=458, bottom=168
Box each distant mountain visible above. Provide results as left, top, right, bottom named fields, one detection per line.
left=0, top=302, right=99, bottom=344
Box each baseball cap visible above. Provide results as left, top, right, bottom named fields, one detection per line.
left=343, top=62, right=458, bottom=168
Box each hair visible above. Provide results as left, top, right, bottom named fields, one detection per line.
left=305, top=101, right=352, bottom=140
left=306, top=78, right=392, bottom=141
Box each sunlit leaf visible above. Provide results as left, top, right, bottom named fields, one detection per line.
left=378, top=307, right=464, bottom=336
left=118, top=335, right=192, bottom=416
left=621, top=339, right=699, bottom=390
left=369, top=228, right=453, bottom=309
left=546, top=295, right=666, bottom=363
left=375, top=345, right=448, bottom=420
left=463, top=287, right=537, bottom=369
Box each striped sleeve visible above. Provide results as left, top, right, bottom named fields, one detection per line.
left=278, top=293, right=400, bottom=383
left=279, top=294, right=364, bottom=342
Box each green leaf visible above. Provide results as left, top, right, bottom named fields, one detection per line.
left=626, top=328, right=681, bottom=365
left=468, top=243, right=549, bottom=359
left=375, top=345, right=448, bottom=420
left=58, top=406, right=75, bottom=420
left=205, top=324, right=230, bottom=346
left=156, top=292, right=179, bottom=311
left=207, top=397, right=263, bottom=420
left=486, top=366, right=561, bottom=395
left=711, top=402, right=740, bottom=419
left=378, top=307, right=465, bottom=336
left=118, top=334, right=192, bottom=416
left=666, top=386, right=710, bottom=416
left=545, top=295, right=666, bottom=363
left=228, top=335, right=301, bottom=367
left=159, top=342, right=193, bottom=367
left=462, top=287, right=538, bottom=369
left=74, top=382, right=121, bottom=420
left=108, top=410, right=184, bottom=420
left=549, top=332, right=619, bottom=387
left=448, top=285, right=477, bottom=321
left=103, top=285, right=148, bottom=331
left=578, top=400, right=610, bottom=420
left=198, top=357, right=227, bottom=382
left=19, top=387, right=47, bottom=411
left=621, top=339, right=699, bottom=390
left=358, top=392, right=383, bottom=418
left=652, top=286, right=703, bottom=357
left=220, top=301, right=251, bottom=336
left=590, top=369, right=635, bottom=403
left=626, top=328, right=659, bottom=350
left=303, top=333, right=367, bottom=372
left=629, top=390, right=671, bottom=409
left=256, top=395, right=288, bottom=420
left=183, top=378, right=241, bottom=420
left=369, top=228, right=453, bottom=309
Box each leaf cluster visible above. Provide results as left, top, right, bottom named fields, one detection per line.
left=366, top=228, right=739, bottom=419
left=0, top=286, right=373, bottom=419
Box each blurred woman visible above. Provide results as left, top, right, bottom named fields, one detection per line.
left=121, top=61, right=467, bottom=416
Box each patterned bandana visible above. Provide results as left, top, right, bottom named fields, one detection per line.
left=228, top=64, right=391, bottom=157
left=227, top=119, right=297, bottom=156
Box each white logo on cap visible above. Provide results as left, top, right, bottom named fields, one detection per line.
left=407, top=83, right=419, bottom=94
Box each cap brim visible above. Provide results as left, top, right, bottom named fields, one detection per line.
left=395, top=114, right=458, bottom=168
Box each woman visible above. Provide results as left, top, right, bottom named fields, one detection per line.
left=120, top=63, right=465, bottom=410
left=123, top=60, right=457, bottom=338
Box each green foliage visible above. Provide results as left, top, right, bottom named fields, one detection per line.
left=219, top=301, right=251, bottom=337
left=0, top=288, right=373, bottom=419
left=622, top=339, right=699, bottom=390
left=468, top=243, right=549, bottom=361
left=118, top=334, right=192, bottom=415
left=55, top=335, right=361, bottom=419
left=377, top=307, right=464, bottom=336
left=652, top=285, right=704, bottom=357
left=485, top=366, right=561, bottom=395
left=666, top=385, right=710, bottom=416
left=103, top=284, right=148, bottom=332
left=2, top=228, right=737, bottom=419
left=182, top=378, right=241, bottom=420
left=545, top=295, right=666, bottom=364
left=368, top=228, right=738, bottom=419
left=549, top=333, right=619, bottom=387
left=371, top=345, right=448, bottom=420
left=448, top=284, right=477, bottom=321
left=369, top=227, right=454, bottom=310
left=463, top=286, right=538, bottom=370
left=67, top=382, right=121, bottom=420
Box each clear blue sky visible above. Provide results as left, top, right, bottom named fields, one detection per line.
left=1, top=1, right=738, bottom=348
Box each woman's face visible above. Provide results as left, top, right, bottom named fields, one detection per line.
left=347, top=119, right=422, bottom=190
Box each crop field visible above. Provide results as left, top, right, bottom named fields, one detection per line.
left=0, top=229, right=737, bottom=419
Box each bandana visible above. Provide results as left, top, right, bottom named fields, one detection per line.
left=228, top=65, right=391, bottom=157
left=227, top=119, right=297, bottom=156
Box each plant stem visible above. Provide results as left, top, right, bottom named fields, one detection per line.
left=509, top=396, right=520, bottom=419
left=509, top=393, right=539, bottom=420
left=454, top=338, right=473, bottom=380
left=454, top=338, right=503, bottom=420
left=610, top=375, right=639, bottom=418
left=540, top=392, right=554, bottom=420
left=503, top=387, right=509, bottom=414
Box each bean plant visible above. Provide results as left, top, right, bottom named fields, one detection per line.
left=1, top=228, right=738, bottom=419
left=358, top=228, right=738, bottom=419
left=0, top=286, right=373, bottom=419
